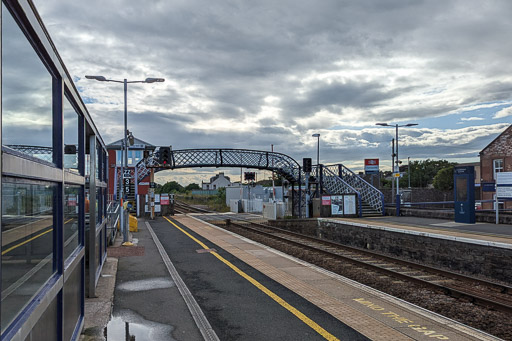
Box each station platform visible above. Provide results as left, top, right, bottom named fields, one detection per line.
left=92, top=214, right=503, bottom=341
left=335, top=215, right=512, bottom=246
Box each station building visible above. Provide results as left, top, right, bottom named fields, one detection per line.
left=106, top=137, right=154, bottom=215
left=1, top=1, right=111, bottom=340
left=480, top=124, right=512, bottom=209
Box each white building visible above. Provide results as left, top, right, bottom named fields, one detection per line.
left=202, top=172, right=231, bottom=190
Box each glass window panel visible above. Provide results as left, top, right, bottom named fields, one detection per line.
left=64, top=185, right=80, bottom=260
left=64, top=97, right=79, bottom=171
left=1, top=4, right=53, bottom=163
left=116, top=150, right=122, bottom=165
left=95, top=189, right=100, bottom=224
left=63, top=265, right=82, bottom=340
left=1, top=179, right=56, bottom=331
left=96, top=142, right=100, bottom=180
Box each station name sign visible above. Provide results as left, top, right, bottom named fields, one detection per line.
left=364, top=159, right=379, bottom=174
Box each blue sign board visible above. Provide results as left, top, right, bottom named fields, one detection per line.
left=481, top=182, right=496, bottom=192
left=454, top=166, right=475, bottom=224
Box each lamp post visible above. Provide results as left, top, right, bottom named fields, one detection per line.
left=86, top=75, right=164, bottom=244
left=312, top=133, right=320, bottom=199
left=376, top=123, right=417, bottom=216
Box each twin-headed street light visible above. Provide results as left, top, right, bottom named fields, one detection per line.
left=375, top=122, right=418, bottom=216
left=86, top=75, right=165, bottom=244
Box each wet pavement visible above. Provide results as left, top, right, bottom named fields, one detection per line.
left=81, top=220, right=203, bottom=341
left=108, top=220, right=203, bottom=341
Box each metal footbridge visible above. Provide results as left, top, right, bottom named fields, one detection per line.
left=7, top=145, right=384, bottom=217
left=134, top=148, right=384, bottom=217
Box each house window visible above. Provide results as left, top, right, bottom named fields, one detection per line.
left=493, top=159, right=504, bottom=179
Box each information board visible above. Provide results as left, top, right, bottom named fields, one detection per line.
left=497, top=172, right=512, bottom=199
left=343, top=195, right=357, bottom=215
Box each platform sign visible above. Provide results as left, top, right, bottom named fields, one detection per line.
left=481, top=182, right=496, bottom=192
left=497, top=172, right=512, bottom=199
left=160, top=194, right=170, bottom=205
left=364, top=159, right=379, bottom=174
left=321, top=196, right=331, bottom=205
left=454, top=166, right=475, bottom=224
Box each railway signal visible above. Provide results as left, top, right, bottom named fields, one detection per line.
left=303, top=157, right=312, bottom=173
left=159, top=147, right=171, bottom=166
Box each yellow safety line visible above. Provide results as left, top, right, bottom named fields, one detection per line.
left=163, top=216, right=340, bottom=341
left=2, top=218, right=75, bottom=256
left=2, top=229, right=53, bottom=255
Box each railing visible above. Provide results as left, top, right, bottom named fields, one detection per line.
left=106, top=201, right=120, bottom=245
left=134, top=148, right=301, bottom=184
left=323, top=164, right=384, bottom=215
left=317, top=165, right=363, bottom=216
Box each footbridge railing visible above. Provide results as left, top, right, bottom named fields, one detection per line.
left=322, top=164, right=385, bottom=215
left=136, top=148, right=301, bottom=183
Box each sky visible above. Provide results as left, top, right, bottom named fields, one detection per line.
left=28, top=0, right=512, bottom=185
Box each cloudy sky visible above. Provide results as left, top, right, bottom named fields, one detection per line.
left=31, top=0, right=512, bottom=184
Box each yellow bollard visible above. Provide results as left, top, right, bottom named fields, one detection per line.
left=128, top=214, right=138, bottom=232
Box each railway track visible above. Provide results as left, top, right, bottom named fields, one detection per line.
left=216, top=218, right=512, bottom=315
left=173, top=201, right=212, bottom=214
left=172, top=205, right=512, bottom=314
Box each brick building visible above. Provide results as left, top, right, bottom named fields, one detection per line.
left=479, top=125, right=512, bottom=209
left=107, top=137, right=154, bottom=214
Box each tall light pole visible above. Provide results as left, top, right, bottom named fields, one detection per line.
left=376, top=123, right=417, bottom=216
left=86, top=75, right=165, bottom=244
left=312, top=133, right=320, bottom=199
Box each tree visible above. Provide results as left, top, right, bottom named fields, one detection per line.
left=433, top=166, right=454, bottom=190
left=156, top=181, right=184, bottom=194
left=184, top=183, right=200, bottom=192
left=400, top=159, right=455, bottom=188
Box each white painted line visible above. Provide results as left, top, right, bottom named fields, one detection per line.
left=145, top=221, right=219, bottom=341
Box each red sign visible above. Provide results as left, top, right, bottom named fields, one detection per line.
left=364, top=158, right=379, bottom=174
left=160, top=194, right=169, bottom=205
left=321, top=196, right=331, bottom=205
left=364, top=159, right=379, bottom=166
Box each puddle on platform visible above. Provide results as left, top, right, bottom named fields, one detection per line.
left=105, top=309, right=176, bottom=341
left=117, top=277, right=175, bottom=292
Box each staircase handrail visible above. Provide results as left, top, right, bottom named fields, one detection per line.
left=323, top=164, right=384, bottom=214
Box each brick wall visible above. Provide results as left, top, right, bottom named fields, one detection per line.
left=269, top=219, right=512, bottom=282
left=480, top=125, right=512, bottom=209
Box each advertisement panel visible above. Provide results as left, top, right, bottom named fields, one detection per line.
left=331, top=195, right=343, bottom=215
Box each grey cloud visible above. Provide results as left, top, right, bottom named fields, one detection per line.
left=25, top=0, right=512, bottom=174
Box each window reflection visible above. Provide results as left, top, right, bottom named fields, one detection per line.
left=64, top=185, right=81, bottom=260
left=1, top=179, right=55, bottom=331
left=64, top=97, right=79, bottom=171
left=1, top=4, right=53, bottom=163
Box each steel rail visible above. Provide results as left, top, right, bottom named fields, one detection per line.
left=222, top=219, right=512, bottom=314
